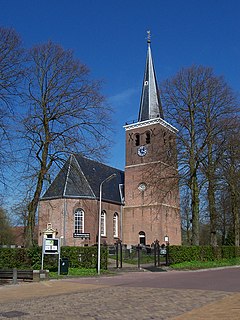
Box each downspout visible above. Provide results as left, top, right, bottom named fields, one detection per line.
left=119, top=184, right=125, bottom=242
left=63, top=198, right=67, bottom=246
left=62, top=154, right=73, bottom=246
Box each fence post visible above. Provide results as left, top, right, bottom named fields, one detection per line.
left=157, top=240, right=160, bottom=267
left=137, top=244, right=141, bottom=269
left=166, top=243, right=169, bottom=266
left=12, top=268, right=18, bottom=285
left=115, top=242, right=119, bottom=268
left=119, top=241, right=122, bottom=268
left=154, top=241, right=157, bottom=267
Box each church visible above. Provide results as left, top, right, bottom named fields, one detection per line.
left=38, top=35, right=181, bottom=248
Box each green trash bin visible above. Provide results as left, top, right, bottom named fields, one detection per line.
left=60, top=257, right=69, bottom=275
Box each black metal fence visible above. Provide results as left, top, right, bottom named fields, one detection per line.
left=109, top=240, right=169, bottom=269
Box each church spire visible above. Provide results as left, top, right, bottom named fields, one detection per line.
left=138, top=31, right=164, bottom=122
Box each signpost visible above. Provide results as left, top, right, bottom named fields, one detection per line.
left=41, top=238, right=60, bottom=275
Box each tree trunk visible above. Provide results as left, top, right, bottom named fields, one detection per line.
left=186, top=205, right=191, bottom=245
left=231, top=186, right=239, bottom=247
left=25, top=140, right=49, bottom=247
left=25, top=172, right=44, bottom=247
left=208, top=178, right=218, bottom=246
left=207, top=143, right=218, bottom=247
left=221, top=196, right=227, bottom=245
left=189, top=107, right=200, bottom=246
left=191, top=173, right=200, bottom=245
left=229, top=143, right=239, bottom=247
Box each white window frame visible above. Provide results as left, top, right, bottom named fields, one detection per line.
left=74, top=208, right=84, bottom=234
left=113, top=212, right=119, bottom=238
left=101, top=210, right=106, bottom=237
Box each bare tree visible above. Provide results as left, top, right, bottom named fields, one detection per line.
left=220, top=119, right=240, bottom=246
left=0, top=27, right=24, bottom=183
left=12, top=198, right=30, bottom=227
left=0, top=27, right=23, bottom=107
left=0, top=207, right=14, bottom=245
left=161, top=65, right=238, bottom=246
left=20, top=41, right=112, bottom=247
left=161, top=66, right=206, bottom=245
left=217, top=186, right=233, bottom=245
left=180, top=187, right=192, bottom=245
left=197, top=74, right=237, bottom=246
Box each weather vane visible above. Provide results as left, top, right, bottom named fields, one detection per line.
left=147, top=30, right=151, bottom=44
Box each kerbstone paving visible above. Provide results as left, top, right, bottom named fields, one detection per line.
left=0, top=280, right=233, bottom=319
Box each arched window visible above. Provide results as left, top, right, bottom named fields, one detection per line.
left=74, top=208, right=84, bottom=234
left=146, top=131, right=151, bottom=144
left=101, top=210, right=106, bottom=236
left=135, top=133, right=140, bottom=146
left=113, top=212, right=119, bottom=238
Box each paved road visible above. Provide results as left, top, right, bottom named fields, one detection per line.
left=0, top=267, right=240, bottom=319
left=74, top=266, right=240, bottom=292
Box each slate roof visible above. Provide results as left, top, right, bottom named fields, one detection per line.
left=42, top=154, right=124, bottom=204
left=138, top=37, right=164, bottom=122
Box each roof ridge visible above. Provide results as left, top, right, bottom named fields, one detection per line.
left=73, top=153, right=124, bottom=172
left=63, top=154, right=73, bottom=197
left=72, top=154, right=96, bottom=197
left=41, top=154, right=124, bottom=203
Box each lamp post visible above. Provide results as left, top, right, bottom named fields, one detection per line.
left=164, top=235, right=169, bottom=243
left=97, top=173, right=116, bottom=275
left=164, top=235, right=169, bottom=266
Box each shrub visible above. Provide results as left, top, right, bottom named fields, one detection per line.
left=169, top=245, right=240, bottom=264
left=0, top=245, right=108, bottom=270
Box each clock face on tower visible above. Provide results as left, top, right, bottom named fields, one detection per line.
left=137, top=145, right=147, bottom=157
left=138, top=182, right=147, bottom=192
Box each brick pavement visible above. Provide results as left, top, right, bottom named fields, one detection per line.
left=0, top=270, right=240, bottom=319
left=173, top=293, right=240, bottom=320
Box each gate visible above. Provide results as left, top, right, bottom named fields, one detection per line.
left=110, top=239, right=169, bottom=270
left=136, top=240, right=169, bottom=269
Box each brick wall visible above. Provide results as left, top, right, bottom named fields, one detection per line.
left=123, top=120, right=181, bottom=247
left=38, top=198, right=122, bottom=246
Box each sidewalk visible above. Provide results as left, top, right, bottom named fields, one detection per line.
left=0, top=270, right=239, bottom=319
left=0, top=279, right=107, bottom=303
left=173, top=293, right=240, bottom=320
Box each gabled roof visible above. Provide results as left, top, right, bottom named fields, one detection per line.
left=42, top=154, right=124, bottom=204
left=138, top=33, right=164, bottom=122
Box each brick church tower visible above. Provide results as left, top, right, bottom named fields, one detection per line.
left=122, top=33, right=181, bottom=247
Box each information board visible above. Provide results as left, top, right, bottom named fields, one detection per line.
left=43, top=239, right=60, bottom=254
left=41, top=238, right=60, bottom=275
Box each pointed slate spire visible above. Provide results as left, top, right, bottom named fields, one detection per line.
left=138, top=31, right=164, bottom=122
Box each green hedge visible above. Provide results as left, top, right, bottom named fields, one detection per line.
left=0, top=246, right=108, bottom=270
left=1, top=245, right=238, bottom=269
left=169, top=245, right=240, bottom=264
left=61, top=246, right=108, bottom=269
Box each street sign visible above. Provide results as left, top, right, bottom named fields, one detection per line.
left=73, top=233, right=90, bottom=239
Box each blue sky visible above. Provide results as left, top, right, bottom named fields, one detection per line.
left=1, top=0, right=240, bottom=170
